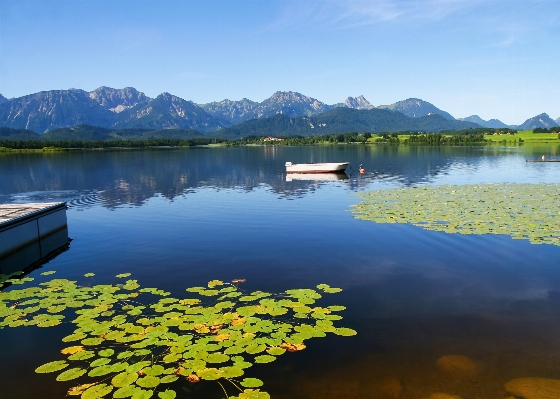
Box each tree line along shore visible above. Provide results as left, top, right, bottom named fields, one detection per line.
left=1, top=129, right=559, bottom=152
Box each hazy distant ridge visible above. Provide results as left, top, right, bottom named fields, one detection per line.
left=458, top=115, right=509, bottom=128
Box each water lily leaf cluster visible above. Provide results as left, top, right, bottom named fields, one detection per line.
left=351, top=183, right=560, bottom=245
left=0, top=274, right=356, bottom=398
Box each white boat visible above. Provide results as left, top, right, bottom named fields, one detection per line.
left=286, top=173, right=349, bottom=182
left=285, top=162, right=349, bottom=174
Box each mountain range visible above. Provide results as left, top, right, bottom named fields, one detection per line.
left=457, top=115, right=510, bottom=128
left=0, top=87, right=557, bottom=136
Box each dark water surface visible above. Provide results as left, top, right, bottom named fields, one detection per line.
left=1, top=145, right=560, bottom=399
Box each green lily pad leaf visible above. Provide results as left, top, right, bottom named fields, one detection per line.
left=160, top=375, right=179, bottom=383
left=240, top=378, right=264, bottom=388
left=56, top=367, right=87, bottom=381
left=68, top=350, right=95, bottom=360
left=98, top=348, right=115, bottom=357
left=136, top=375, right=160, bottom=388
left=111, top=362, right=129, bottom=373
left=112, top=372, right=139, bottom=388
left=113, top=385, right=140, bottom=398
left=198, top=290, right=220, bottom=297
left=197, top=368, right=222, bottom=380
left=37, top=319, right=62, bottom=327
left=88, top=365, right=114, bottom=377
left=266, top=347, right=286, bottom=356
left=322, top=287, right=342, bottom=293
left=35, top=360, right=68, bottom=373
left=233, top=361, right=253, bottom=369
left=327, top=305, right=346, bottom=311
left=81, top=337, right=104, bottom=346
left=333, top=327, right=357, bottom=336
left=127, top=361, right=151, bottom=373
left=162, top=353, right=182, bottom=363
left=254, top=355, right=276, bottom=363
left=206, top=353, right=229, bottom=363
left=90, top=358, right=111, bottom=367
left=157, top=389, right=176, bottom=399
left=84, top=273, right=95, bottom=277
left=219, top=366, right=244, bottom=378
left=117, top=351, right=134, bottom=360
left=245, top=343, right=266, bottom=354
left=184, top=359, right=206, bottom=371
left=82, top=383, right=113, bottom=399
left=40, top=271, right=56, bottom=276
left=237, top=389, right=271, bottom=399
left=62, top=332, right=87, bottom=342
left=116, top=273, right=132, bottom=278
left=132, top=389, right=154, bottom=399
left=143, top=365, right=165, bottom=376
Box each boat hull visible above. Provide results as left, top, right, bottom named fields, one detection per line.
left=285, top=162, right=349, bottom=174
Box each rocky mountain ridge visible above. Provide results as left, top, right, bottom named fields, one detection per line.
left=88, top=86, right=150, bottom=113
left=514, top=113, right=558, bottom=130
left=0, top=87, right=557, bottom=133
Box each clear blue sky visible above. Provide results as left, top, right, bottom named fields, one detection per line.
left=1, top=0, right=559, bottom=125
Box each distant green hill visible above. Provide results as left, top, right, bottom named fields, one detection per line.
left=0, top=108, right=482, bottom=143
left=0, top=127, right=40, bottom=141
left=1, top=124, right=204, bottom=142
left=216, top=107, right=481, bottom=139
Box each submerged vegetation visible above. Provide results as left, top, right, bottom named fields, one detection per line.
left=351, top=183, right=560, bottom=246
left=0, top=273, right=355, bottom=399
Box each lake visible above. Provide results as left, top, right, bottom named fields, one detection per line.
left=1, top=144, right=560, bottom=399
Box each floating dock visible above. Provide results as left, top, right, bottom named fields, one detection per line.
left=0, top=203, right=70, bottom=275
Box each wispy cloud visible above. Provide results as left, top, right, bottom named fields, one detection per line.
left=266, top=0, right=480, bottom=31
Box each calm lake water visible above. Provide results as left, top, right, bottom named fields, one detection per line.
left=1, top=145, right=560, bottom=399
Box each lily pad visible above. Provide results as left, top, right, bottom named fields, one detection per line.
left=157, top=390, right=176, bottom=399
left=333, top=327, right=357, bottom=336
left=254, top=355, right=276, bottom=363
left=240, top=378, right=264, bottom=388
left=111, top=372, right=138, bottom=388
left=136, top=376, right=160, bottom=389
left=35, top=360, right=69, bottom=373
left=56, top=367, right=87, bottom=381
left=113, top=385, right=140, bottom=398
left=82, top=383, right=113, bottom=399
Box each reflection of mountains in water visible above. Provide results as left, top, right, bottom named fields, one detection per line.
left=0, top=146, right=502, bottom=208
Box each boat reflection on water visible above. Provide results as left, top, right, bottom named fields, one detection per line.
left=285, top=172, right=349, bottom=182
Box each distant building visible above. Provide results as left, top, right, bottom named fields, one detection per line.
left=263, top=137, right=284, bottom=141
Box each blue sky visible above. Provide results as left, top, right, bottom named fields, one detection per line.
left=1, top=0, right=559, bottom=124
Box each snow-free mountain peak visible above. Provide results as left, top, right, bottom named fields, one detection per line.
left=377, top=98, right=455, bottom=120
left=89, top=86, right=151, bottom=113
left=344, top=95, right=373, bottom=109
left=516, top=113, right=559, bottom=130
